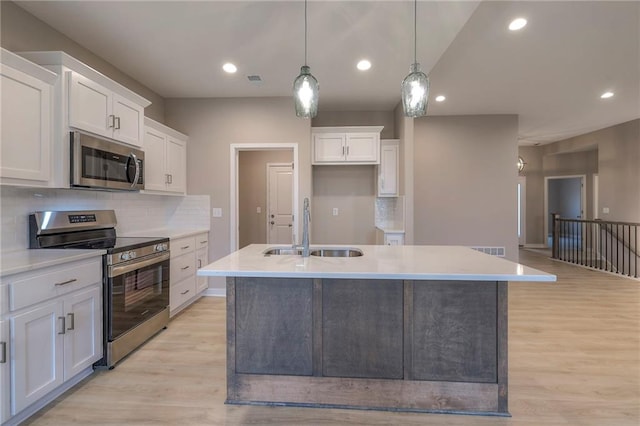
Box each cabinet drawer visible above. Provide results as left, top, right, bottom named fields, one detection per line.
left=170, top=276, right=196, bottom=311
left=7, top=258, right=102, bottom=312
left=170, top=252, right=195, bottom=285
left=171, top=236, right=195, bottom=256
left=195, top=233, right=209, bottom=250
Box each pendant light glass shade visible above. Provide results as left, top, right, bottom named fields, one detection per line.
left=402, top=0, right=429, bottom=117
left=401, top=63, right=429, bottom=117
left=294, top=65, right=319, bottom=118
left=293, top=0, right=318, bottom=118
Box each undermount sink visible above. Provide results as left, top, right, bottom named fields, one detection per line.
left=263, top=247, right=364, bottom=257
left=263, top=247, right=304, bottom=256
left=310, top=248, right=363, bottom=257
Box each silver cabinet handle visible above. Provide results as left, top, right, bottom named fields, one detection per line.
left=67, top=313, right=75, bottom=331
left=168, top=174, right=173, bottom=184
left=181, top=265, right=190, bottom=271
left=200, top=240, right=207, bottom=244
left=0, top=342, right=6, bottom=363
left=342, top=146, right=345, bottom=156
left=180, top=289, right=190, bottom=295
left=165, top=174, right=170, bottom=184
left=198, top=259, right=202, bottom=268
left=58, top=316, right=66, bottom=335
left=108, top=114, right=115, bottom=128
left=181, top=245, right=190, bottom=250
left=55, top=278, right=77, bottom=286
left=115, top=116, right=121, bottom=130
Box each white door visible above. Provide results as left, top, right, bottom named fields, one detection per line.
left=112, top=93, right=143, bottom=147
left=63, top=285, right=102, bottom=380
left=267, top=164, right=293, bottom=244
left=0, top=319, right=9, bottom=423
left=143, top=128, right=167, bottom=191
left=517, top=176, right=526, bottom=246
left=68, top=72, right=112, bottom=138
left=12, top=300, right=64, bottom=414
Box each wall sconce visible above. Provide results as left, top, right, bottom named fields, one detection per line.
left=518, top=156, right=526, bottom=173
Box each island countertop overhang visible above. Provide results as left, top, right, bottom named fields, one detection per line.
left=198, top=244, right=556, bottom=282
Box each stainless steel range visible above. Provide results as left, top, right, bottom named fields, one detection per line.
left=29, top=210, right=170, bottom=368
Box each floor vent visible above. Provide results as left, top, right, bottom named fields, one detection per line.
left=471, top=246, right=506, bottom=257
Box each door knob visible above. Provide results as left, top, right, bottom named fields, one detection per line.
left=270, top=214, right=275, bottom=218
left=270, top=221, right=275, bottom=225
left=288, top=224, right=292, bottom=227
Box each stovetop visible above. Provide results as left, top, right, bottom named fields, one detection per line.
left=63, top=236, right=169, bottom=253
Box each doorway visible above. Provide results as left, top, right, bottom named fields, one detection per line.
left=231, top=144, right=299, bottom=252
left=544, top=175, right=586, bottom=248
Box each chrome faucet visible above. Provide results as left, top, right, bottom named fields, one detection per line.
left=294, top=197, right=311, bottom=257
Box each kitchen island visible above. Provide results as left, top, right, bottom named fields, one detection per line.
left=198, top=244, right=555, bottom=416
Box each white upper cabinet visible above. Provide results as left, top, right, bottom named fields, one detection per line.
left=0, top=49, right=57, bottom=187
left=69, top=72, right=144, bottom=148
left=377, top=139, right=400, bottom=197
left=18, top=51, right=151, bottom=188
left=312, top=126, right=383, bottom=165
left=143, top=117, right=188, bottom=195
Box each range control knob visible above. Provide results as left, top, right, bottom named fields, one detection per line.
left=129, top=251, right=137, bottom=259
left=155, top=243, right=167, bottom=252
left=120, top=252, right=131, bottom=261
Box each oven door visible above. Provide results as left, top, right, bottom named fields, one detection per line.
left=107, top=252, right=169, bottom=340
left=71, top=130, right=144, bottom=191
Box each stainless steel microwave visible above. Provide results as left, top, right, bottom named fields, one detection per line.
left=70, top=131, right=144, bottom=191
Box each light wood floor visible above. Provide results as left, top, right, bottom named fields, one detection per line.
left=24, top=250, right=639, bottom=425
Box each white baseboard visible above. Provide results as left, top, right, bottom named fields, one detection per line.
left=523, top=244, right=548, bottom=249
left=203, top=287, right=226, bottom=297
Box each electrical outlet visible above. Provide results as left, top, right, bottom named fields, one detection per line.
left=212, top=208, right=222, bottom=218
left=602, top=207, right=610, bottom=214
left=256, top=206, right=261, bottom=214
left=332, top=208, right=339, bottom=216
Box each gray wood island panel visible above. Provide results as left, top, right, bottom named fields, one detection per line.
left=226, top=276, right=509, bottom=416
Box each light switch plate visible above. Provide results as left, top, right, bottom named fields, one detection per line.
left=332, top=208, right=339, bottom=216
left=602, top=207, right=610, bottom=214
left=256, top=207, right=262, bottom=214
left=212, top=208, right=223, bottom=218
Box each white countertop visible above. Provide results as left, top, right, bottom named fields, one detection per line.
left=120, top=228, right=209, bottom=240
left=198, top=244, right=556, bottom=282
left=0, top=249, right=106, bottom=277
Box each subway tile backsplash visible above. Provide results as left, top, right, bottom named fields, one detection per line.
left=0, top=186, right=210, bottom=252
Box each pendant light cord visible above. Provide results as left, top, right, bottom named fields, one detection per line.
left=413, top=0, right=417, bottom=63
left=304, top=0, right=308, bottom=66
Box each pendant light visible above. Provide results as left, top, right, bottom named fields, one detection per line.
left=401, top=0, right=429, bottom=117
left=293, top=0, right=319, bottom=118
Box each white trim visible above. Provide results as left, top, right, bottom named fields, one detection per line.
left=517, top=176, right=527, bottom=246
left=593, top=174, right=599, bottom=219
left=543, top=174, right=587, bottom=248
left=230, top=143, right=299, bottom=253
left=203, top=288, right=226, bottom=297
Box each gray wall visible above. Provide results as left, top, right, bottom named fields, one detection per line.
left=164, top=97, right=312, bottom=292
left=520, top=119, right=639, bottom=245
left=239, top=150, right=293, bottom=248
left=413, top=115, right=519, bottom=261
left=313, top=111, right=395, bottom=139
left=312, top=165, right=377, bottom=245
left=0, top=1, right=165, bottom=121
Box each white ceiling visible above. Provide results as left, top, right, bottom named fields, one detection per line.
left=15, top=0, right=640, bottom=144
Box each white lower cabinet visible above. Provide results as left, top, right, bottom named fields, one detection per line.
left=0, top=256, right=102, bottom=424
left=1, top=319, right=9, bottom=424
left=169, top=232, right=209, bottom=317
left=375, top=228, right=405, bottom=246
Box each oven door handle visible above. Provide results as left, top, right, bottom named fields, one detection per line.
left=109, top=252, right=170, bottom=278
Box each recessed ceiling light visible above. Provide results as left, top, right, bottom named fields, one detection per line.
left=435, top=95, right=446, bottom=102
left=600, top=91, right=614, bottom=99
left=222, top=63, right=237, bottom=73
left=357, top=59, right=372, bottom=71
left=509, top=18, right=527, bottom=31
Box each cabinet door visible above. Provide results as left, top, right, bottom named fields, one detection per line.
left=313, top=133, right=345, bottom=163
left=63, top=285, right=102, bottom=380
left=346, top=133, right=379, bottom=163
left=11, top=300, right=64, bottom=414
left=166, top=137, right=187, bottom=194
left=378, top=144, right=398, bottom=196
left=195, top=247, right=209, bottom=294
left=143, top=127, right=168, bottom=191
left=112, top=93, right=144, bottom=148
left=0, top=65, right=51, bottom=183
left=384, top=233, right=404, bottom=246
left=0, top=319, right=9, bottom=424
left=68, top=72, right=112, bottom=139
